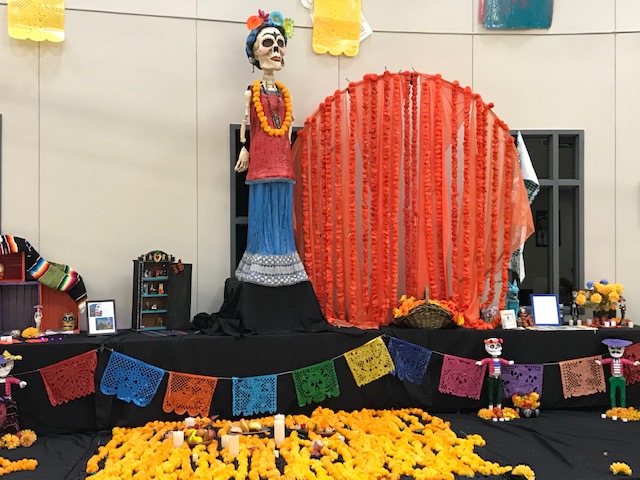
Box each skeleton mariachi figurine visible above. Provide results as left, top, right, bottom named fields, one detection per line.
left=595, top=338, right=639, bottom=409
left=476, top=338, right=514, bottom=410
left=0, top=351, right=27, bottom=434
left=234, top=9, right=308, bottom=287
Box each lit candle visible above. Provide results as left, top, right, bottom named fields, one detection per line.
left=228, top=434, right=240, bottom=457
left=172, top=430, right=184, bottom=448
left=185, top=417, right=195, bottom=427
left=274, top=414, right=285, bottom=446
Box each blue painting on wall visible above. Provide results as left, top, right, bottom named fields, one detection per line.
left=483, top=0, right=553, bottom=30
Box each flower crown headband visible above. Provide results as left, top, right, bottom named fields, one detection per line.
left=246, top=9, right=294, bottom=38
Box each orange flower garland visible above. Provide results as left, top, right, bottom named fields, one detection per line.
left=381, top=72, right=392, bottom=318
left=461, top=87, right=473, bottom=309
left=369, top=75, right=381, bottom=317
left=0, top=457, right=37, bottom=476
left=333, top=89, right=345, bottom=321
left=401, top=73, right=412, bottom=295
left=321, top=98, right=334, bottom=318
left=361, top=77, right=371, bottom=312
left=410, top=72, right=419, bottom=296
left=450, top=82, right=460, bottom=305
left=434, top=75, right=445, bottom=299
left=475, top=97, right=488, bottom=303
left=309, top=115, right=323, bottom=304
left=499, top=131, right=514, bottom=309
left=347, top=84, right=358, bottom=319
left=484, top=120, right=501, bottom=308
left=251, top=80, right=292, bottom=136
left=390, top=76, right=402, bottom=315
left=299, top=127, right=313, bottom=279
left=421, top=77, right=437, bottom=299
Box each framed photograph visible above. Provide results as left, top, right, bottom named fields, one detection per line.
left=500, top=310, right=518, bottom=329
left=87, top=299, right=117, bottom=336
left=530, top=294, right=561, bottom=326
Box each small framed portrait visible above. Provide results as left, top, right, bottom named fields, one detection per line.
left=87, top=300, right=117, bottom=336
left=531, top=294, right=561, bottom=326
left=500, top=310, right=517, bottom=329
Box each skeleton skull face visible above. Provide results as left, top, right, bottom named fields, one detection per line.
left=253, top=27, right=286, bottom=71
left=608, top=346, right=625, bottom=359
left=484, top=340, right=503, bottom=357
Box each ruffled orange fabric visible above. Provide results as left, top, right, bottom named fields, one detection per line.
left=162, top=371, right=218, bottom=418
left=293, top=71, right=534, bottom=328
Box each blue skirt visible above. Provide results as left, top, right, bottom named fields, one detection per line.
left=236, top=181, right=308, bottom=287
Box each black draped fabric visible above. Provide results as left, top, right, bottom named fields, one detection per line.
left=192, top=278, right=359, bottom=336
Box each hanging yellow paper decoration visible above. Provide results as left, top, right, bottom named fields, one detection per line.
left=7, top=0, right=65, bottom=42
left=312, top=0, right=361, bottom=56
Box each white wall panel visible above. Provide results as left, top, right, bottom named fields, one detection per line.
left=616, top=0, right=640, bottom=32
left=65, top=0, right=196, bottom=18
left=0, top=6, right=41, bottom=244
left=615, top=33, right=640, bottom=310
left=38, top=11, right=198, bottom=328
left=339, top=32, right=472, bottom=92
left=475, top=33, right=616, bottom=283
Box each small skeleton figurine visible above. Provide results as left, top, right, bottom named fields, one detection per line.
left=33, top=304, right=43, bottom=334
left=618, top=296, right=626, bottom=321
left=0, top=351, right=27, bottom=434
left=476, top=338, right=514, bottom=410
left=595, top=338, right=639, bottom=409
left=571, top=290, right=579, bottom=323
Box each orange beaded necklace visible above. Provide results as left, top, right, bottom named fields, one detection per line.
left=252, top=80, right=292, bottom=136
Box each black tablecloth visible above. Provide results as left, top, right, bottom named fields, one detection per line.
left=7, top=327, right=640, bottom=434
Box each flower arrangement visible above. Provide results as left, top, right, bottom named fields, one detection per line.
left=477, top=407, right=519, bottom=420
left=575, top=280, right=623, bottom=312
left=605, top=407, right=640, bottom=421
left=512, top=392, right=540, bottom=410
left=246, top=10, right=294, bottom=39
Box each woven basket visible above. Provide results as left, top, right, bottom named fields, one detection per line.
left=397, top=301, right=454, bottom=329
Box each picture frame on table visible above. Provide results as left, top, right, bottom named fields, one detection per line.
left=530, top=294, right=561, bottom=326
left=500, top=309, right=518, bottom=329
left=87, top=299, right=117, bottom=336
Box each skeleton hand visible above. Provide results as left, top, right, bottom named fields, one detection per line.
left=595, top=359, right=602, bottom=365
left=235, top=147, right=249, bottom=173
left=634, top=361, right=640, bottom=366
left=475, top=361, right=482, bottom=366
left=19, top=381, right=26, bottom=389
left=508, top=360, right=514, bottom=365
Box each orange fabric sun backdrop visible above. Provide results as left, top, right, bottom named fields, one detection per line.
left=292, top=71, right=533, bottom=329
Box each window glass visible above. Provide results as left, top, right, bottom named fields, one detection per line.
left=523, top=136, right=550, bottom=179
left=520, top=187, right=550, bottom=305
left=559, top=135, right=577, bottom=179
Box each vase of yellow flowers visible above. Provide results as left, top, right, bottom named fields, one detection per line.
left=575, top=280, right=622, bottom=326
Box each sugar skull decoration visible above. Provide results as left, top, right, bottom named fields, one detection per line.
left=62, top=313, right=76, bottom=331
left=476, top=338, right=515, bottom=410
left=0, top=351, right=27, bottom=434
left=595, top=338, right=639, bottom=409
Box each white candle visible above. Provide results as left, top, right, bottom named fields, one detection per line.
left=601, top=413, right=607, bottom=419
left=604, top=321, right=611, bottom=328
left=576, top=320, right=582, bottom=326
left=228, top=434, right=240, bottom=457
left=628, top=322, right=634, bottom=328
left=172, top=430, right=184, bottom=448
left=274, top=414, right=285, bottom=446
left=221, top=434, right=230, bottom=448
left=192, top=453, right=199, bottom=463
left=185, top=417, right=195, bottom=427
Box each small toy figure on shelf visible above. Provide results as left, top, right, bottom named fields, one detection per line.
left=571, top=290, right=579, bottom=323
left=33, top=305, right=43, bottom=334
left=505, top=281, right=519, bottom=316
left=595, top=338, right=639, bottom=409
left=158, top=283, right=165, bottom=294
left=476, top=338, right=514, bottom=410
left=619, top=296, right=626, bottom=320
left=0, top=351, right=27, bottom=434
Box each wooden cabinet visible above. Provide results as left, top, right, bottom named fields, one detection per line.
left=0, top=253, right=79, bottom=333
left=132, top=250, right=192, bottom=331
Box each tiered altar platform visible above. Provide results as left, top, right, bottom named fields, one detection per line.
left=5, top=327, right=640, bottom=479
